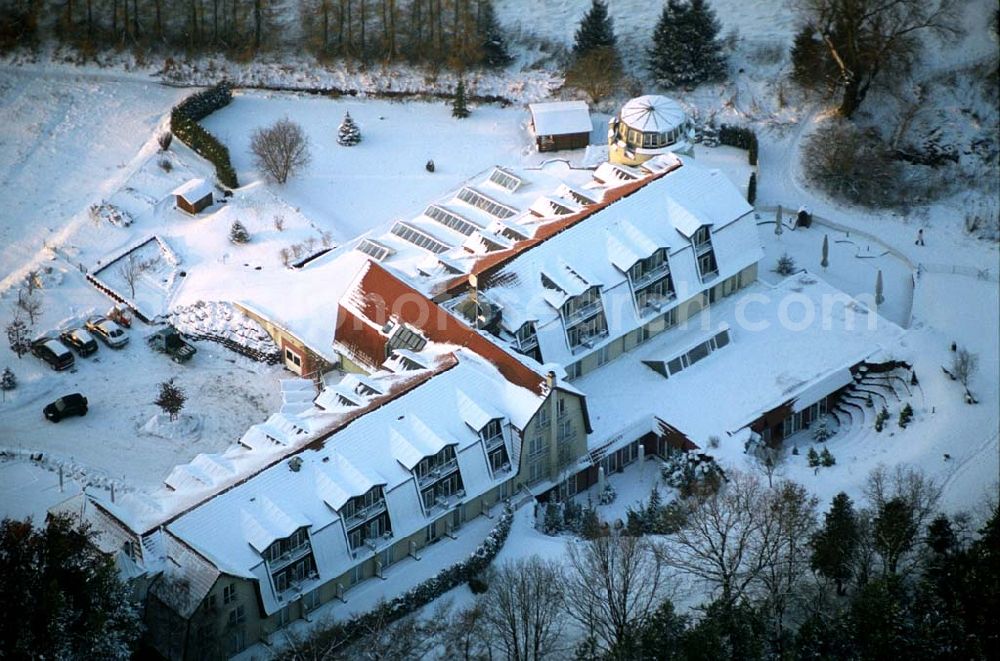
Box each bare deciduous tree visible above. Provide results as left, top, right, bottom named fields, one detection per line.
left=796, top=0, right=960, bottom=117
left=758, top=481, right=817, bottom=653
left=16, top=287, right=42, bottom=326
left=117, top=252, right=158, bottom=299
left=951, top=348, right=979, bottom=388
left=480, top=556, right=566, bottom=661
left=250, top=118, right=312, bottom=184
left=664, top=471, right=779, bottom=608
left=564, top=532, right=670, bottom=656
left=441, top=602, right=497, bottom=661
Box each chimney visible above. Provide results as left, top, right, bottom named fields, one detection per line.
left=545, top=370, right=556, bottom=390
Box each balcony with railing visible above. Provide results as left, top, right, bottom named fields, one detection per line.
left=563, top=298, right=604, bottom=327
left=417, top=458, right=459, bottom=489
left=695, top=239, right=713, bottom=256
left=631, top=261, right=672, bottom=291
left=514, top=331, right=539, bottom=353
left=570, top=327, right=609, bottom=354
left=344, top=499, right=387, bottom=527
left=266, top=542, right=312, bottom=573
left=362, top=530, right=395, bottom=553
left=483, top=431, right=505, bottom=452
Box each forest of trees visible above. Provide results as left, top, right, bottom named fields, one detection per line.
left=0, top=0, right=510, bottom=67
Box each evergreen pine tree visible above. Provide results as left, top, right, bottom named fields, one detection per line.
left=926, top=514, right=957, bottom=556
left=477, top=0, right=511, bottom=67
left=452, top=78, right=470, bottom=119
left=154, top=379, right=187, bottom=422
left=820, top=447, right=836, bottom=466
left=580, top=503, right=602, bottom=539
left=811, top=492, right=859, bottom=595
left=646, top=485, right=663, bottom=532
left=0, top=366, right=15, bottom=392
left=229, top=220, right=250, bottom=244
left=807, top=447, right=821, bottom=467
left=790, top=24, right=836, bottom=89
left=543, top=501, right=562, bottom=534
left=572, top=0, right=616, bottom=58
left=337, top=111, right=362, bottom=146
left=0, top=515, right=142, bottom=657
left=821, top=234, right=830, bottom=268
left=634, top=598, right=687, bottom=659
left=648, top=0, right=727, bottom=89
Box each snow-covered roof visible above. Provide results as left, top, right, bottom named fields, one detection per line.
left=342, top=160, right=667, bottom=297
left=475, top=155, right=758, bottom=366
left=618, top=95, right=687, bottom=133
left=575, top=275, right=907, bottom=455
left=171, top=178, right=213, bottom=203
left=165, top=350, right=544, bottom=615
left=529, top=100, right=592, bottom=136
left=174, top=248, right=372, bottom=364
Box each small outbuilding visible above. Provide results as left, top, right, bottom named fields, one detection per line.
left=171, top=178, right=214, bottom=215
left=528, top=101, right=592, bottom=152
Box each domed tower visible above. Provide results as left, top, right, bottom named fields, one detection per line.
left=608, top=95, right=694, bottom=166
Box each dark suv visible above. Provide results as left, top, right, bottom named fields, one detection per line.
left=32, top=339, right=75, bottom=371
left=44, top=393, right=88, bottom=422
left=60, top=328, right=99, bottom=356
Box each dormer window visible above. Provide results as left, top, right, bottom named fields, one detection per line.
left=562, top=287, right=608, bottom=351
left=693, top=226, right=710, bottom=248
left=415, top=446, right=464, bottom=513
left=263, top=526, right=317, bottom=594
left=513, top=322, right=540, bottom=361
left=342, top=487, right=391, bottom=551
left=480, top=418, right=512, bottom=477
left=629, top=248, right=675, bottom=314
left=480, top=419, right=504, bottom=448
left=691, top=227, right=718, bottom=281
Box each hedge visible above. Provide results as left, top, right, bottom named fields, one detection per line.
left=286, top=505, right=514, bottom=656
left=719, top=124, right=759, bottom=167
left=169, top=82, right=239, bottom=189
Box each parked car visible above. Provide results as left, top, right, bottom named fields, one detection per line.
left=85, top=315, right=129, bottom=348
left=31, top=338, right=75, bottom=371
left=43, top=393, right=88, bottom=422
left=60, top=328, right=99, bottom=356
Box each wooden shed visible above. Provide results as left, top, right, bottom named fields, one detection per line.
left=528, top=101, right=592, bottom=152
left=171, top=178, right=214, bottom=215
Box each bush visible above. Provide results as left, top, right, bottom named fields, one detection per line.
left=775, top=253, right=797, bottom=275
left=813, top=420, right=833, bottom=442
left=598, top=482, right=617, bottom=505
left=875, top=406, right=890, bottom=432
left=158, top=132, right=173, bottom=151
left=898, top=403, right=913, bottom=428
left=802, top=121, right=904, bottom=209
left=158, top=158, right=173, bottom=172
left=719, top=124, right=759, bottom=166
left=169, top=83, right=238, bottom=189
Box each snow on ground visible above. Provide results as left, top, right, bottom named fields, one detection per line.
left=0, top=458, right=83, bottom=523
left=201, top=91, right=537, bottom=243
left=0, top=68, right=186, bottom=287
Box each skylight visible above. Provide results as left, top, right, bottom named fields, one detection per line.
left=488, top=167, right=522, bottom=192
left=356, top=238, right=394, bottom=261
left=424, top=205, right=481, bottom=236
left=456, top=187, right=518, bottom=219
left=390, top=221, right=451, bottom=254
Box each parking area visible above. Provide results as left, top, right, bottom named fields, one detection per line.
left=1, top=301, right=285, bottom=492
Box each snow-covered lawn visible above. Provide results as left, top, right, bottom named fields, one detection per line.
left=202, top=92, right=537, bottom=243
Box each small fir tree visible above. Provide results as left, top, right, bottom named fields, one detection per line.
left=543, top=501, right=562, bottom=535
left=572, top=0, right=616, bottom=57
left=580, top=502, right=602, bottom=539
left=807, top=447, right=821, bottom=467
left=1, top=366, right=15, bottom=391
left=821, top=234, right=830, bottom=268
left=898, top=403, right=913, bottom=428
left=337, top=111, right=361, bottom=146
left=648, top=0, right=727, bottom=88
left=747, top=171, right=757, bottom=204
left=154, top=379, right=187, bottom=422
left=875, top=269, right=885, bottom=305
left=452, top=78, right=471, bottom=119
left=230, top=220, right=250, bottom=244
left=820, top=447, right=836, bottom=467
left=775, top=252, right=796, bottom=275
